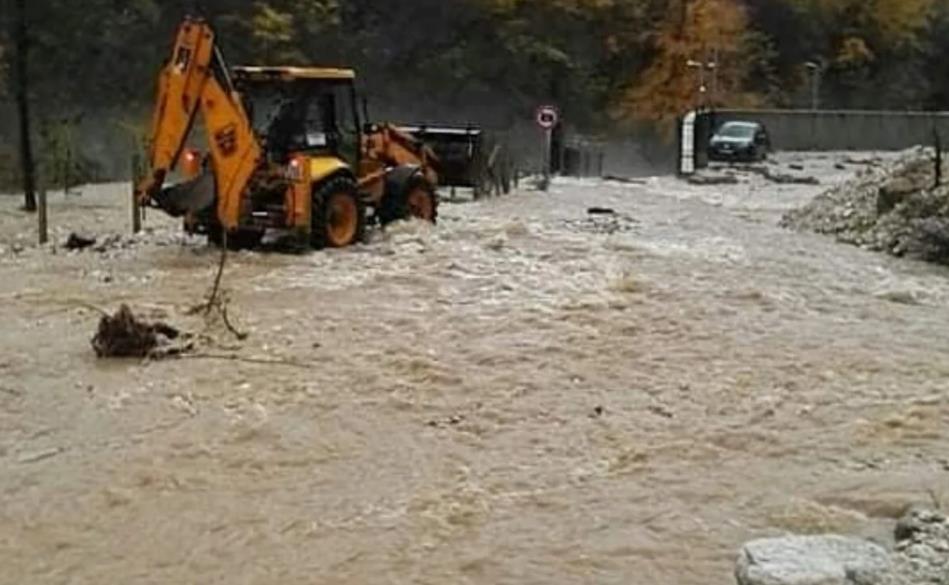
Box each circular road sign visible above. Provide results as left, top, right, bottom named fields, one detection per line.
left=536, top=105, right=560, bottom=130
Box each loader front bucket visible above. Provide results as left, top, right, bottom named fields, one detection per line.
left=150, top=171, right=216, bottom=217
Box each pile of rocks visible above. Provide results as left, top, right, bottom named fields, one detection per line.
left=736, top=508, right=949, bottom=585
left=891, top=508, right=949, bottom=584
left=782, top=147, right=949, bottom=264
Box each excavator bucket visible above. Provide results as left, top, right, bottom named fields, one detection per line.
left=150, top=172, right=216, bottom=217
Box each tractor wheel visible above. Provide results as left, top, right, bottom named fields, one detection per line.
left=207, top=224, right=263, bottom=250
left=312, top=176, right=365, bottom=249
left=379, top=180, right=439, bottom=225
left=406, top=183, right=438, bottom=223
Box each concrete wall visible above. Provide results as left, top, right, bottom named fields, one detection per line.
left=708, top=109, right=949, bottom=151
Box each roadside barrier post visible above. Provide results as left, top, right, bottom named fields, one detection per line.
left=37, top=177, right=47, bottom=245
left=130, top=153, right=142, bottom=234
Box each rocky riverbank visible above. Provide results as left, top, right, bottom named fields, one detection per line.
left=891, top=508, right=949, bottom=584
left=737, top=508, right=949, bottom=584
left=782, top=148, right=949, bottom=264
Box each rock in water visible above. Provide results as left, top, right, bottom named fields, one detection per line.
left=91, top=304, right=180, bottom=358
left=736, top=535, right=892, bottom=585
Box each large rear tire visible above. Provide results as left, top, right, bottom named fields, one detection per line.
left=312, top=176, right=365, bottom=249
left=379, top=180, right=438, bottom=225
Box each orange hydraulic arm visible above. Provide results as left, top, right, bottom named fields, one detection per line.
left=136, top=17, right=262, bottom=229
left=361, top=123, right=440, bottom=186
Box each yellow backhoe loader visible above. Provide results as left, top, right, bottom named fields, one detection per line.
left=136, top=17, right=439, bottom=249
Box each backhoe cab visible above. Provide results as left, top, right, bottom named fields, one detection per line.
left=136, top=17, right=439, bottom=250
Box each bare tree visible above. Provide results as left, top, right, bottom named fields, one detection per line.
left=12, top=0, right=37, bottom=212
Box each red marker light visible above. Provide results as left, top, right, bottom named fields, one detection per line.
left=287, top=158, right=304, bottom=181
left=181, top=149, right=201, bottom=179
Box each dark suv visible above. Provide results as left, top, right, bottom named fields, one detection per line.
left=708, top=121, right=771, bottom=162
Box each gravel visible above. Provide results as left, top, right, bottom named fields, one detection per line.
left=781, top=147, right=949, bottom=264
left=891, top=508, right=949, bottom=584
left=736, top=509, right=949, bottom=585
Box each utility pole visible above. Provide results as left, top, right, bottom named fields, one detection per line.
left=708, top=47, right=719, bottom=107
left=12, top=0, right=37, bottom=212
left=130, top=152, right=142, bottom=234
left=687, top=60, right=706, bottom=109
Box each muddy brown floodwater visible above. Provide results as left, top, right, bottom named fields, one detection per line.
left=1, top=154, right=948, bottom=585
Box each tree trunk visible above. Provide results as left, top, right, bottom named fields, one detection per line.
left=13, top=0, right=37, bottom=212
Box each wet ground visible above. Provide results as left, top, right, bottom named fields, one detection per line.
left=1, top=153, right=948, bottom=584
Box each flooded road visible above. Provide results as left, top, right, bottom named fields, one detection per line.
left=1, top=156, right=948, bottom=584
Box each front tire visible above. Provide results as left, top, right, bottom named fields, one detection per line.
left=207, top=224, right=263, bottom=250
left=312, top=176, right=365, bottom=249
left=379, top=180, right=439, bottom=225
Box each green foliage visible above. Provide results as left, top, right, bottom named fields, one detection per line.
left=249, top=3, right=300, bottom=63
left=616, top=0, right=767, bottom=126
left=0, top=0, right=948, bottom=183
left=751, top=0, right=943, bottom=109
left=38, top=117, right=102, bottom=191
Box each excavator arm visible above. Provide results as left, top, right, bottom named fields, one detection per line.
left=136, top=17, right=262, bottom=230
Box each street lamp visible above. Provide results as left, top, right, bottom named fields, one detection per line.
left=687, top=58, right=718, bottom=108
left=805, top=61, right=822, bottom=111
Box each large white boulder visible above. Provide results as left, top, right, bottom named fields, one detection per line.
left=736, top=535, right=892, bottom=585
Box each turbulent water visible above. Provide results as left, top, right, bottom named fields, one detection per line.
left=1, top=155, right=948, bottom=584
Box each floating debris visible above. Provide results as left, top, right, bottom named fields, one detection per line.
left=91, top=304, right=185, bottom=358
left=65, top=233, right=97, bottom=250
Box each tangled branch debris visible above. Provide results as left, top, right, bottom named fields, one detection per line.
left=65, top=233, right=96, bottom=250
left=187, top=239, right=248, bottom=341
left=91, top=304, right=186, bottom=358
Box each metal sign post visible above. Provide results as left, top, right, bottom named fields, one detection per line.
left=535, top=105, right=559, bottom=191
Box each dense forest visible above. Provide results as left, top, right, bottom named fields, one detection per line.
left=1, top=0, right=949, bottom=185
